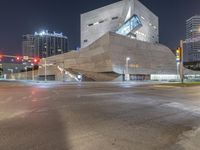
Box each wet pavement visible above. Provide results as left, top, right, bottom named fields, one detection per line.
left=0, top=81, right=200, bottom=150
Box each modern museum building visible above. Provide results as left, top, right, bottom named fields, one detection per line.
left=38, top=0, right=192, bottom=81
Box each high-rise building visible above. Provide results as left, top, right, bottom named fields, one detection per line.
left=22, top=34, right=35, bottom=57
left=81, top=0, right=159, bottom=48
left=22, top=30, right=69, bottom=58
left=186, top=15, right=200, bottom=62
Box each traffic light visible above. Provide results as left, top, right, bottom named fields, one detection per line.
left=32, top=58, right=40, bottom=64
left=0, top=55, right=2, bottom=62
left=176, top=47, right=182, bottom=62
left=16, top=56, right=21, bottom=61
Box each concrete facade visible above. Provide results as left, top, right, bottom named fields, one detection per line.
left=36, top=0, right=191, bottom=81
left=81, top=0, right=159, bottom=48
left=41, top=32, right=177, bottom=81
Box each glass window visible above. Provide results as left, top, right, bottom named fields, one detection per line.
left=116, top=14, right=142, bottom=36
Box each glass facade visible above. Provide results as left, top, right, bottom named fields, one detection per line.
left=23, top=31, right=69, bottom=58
left=116, top=14, right=142, bottom=36
left=186, top=16, right=200, bottom=62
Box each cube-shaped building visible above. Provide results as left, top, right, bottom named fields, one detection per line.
left=39, top=0, right=191, bottom=81
left=81, top=0, right=159, bottom=48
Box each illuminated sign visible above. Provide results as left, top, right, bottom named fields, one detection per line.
left=34, top=30, right=67, bottom=38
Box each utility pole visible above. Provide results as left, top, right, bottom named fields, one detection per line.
left=25, top=67, right=28, bottom=80
left=44, top=58, right=47, bottom=82
left=32, top=65, right=35, bottom=81
left=125, top=57, right=130, bottom=81
left=180, top=40, right=184, bottom=83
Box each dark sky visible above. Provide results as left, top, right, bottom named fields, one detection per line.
left=0, top=0, right=200, bottom=55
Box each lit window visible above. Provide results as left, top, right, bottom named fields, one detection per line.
left=141, top=16, right=145, bottom=20
left=116, top=14, right=142, bottom=36
left=93, top=22, right=99, bottom=25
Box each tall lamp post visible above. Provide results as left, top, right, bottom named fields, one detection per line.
left=44, top=58, right=47, bottom=82
left=25, top=66, right=28, bottom=80
left=180, top=40, right=184, bottom=83
left=125, top=57, right=130, bottom=81
left=31, top=64, right=35, bottom=81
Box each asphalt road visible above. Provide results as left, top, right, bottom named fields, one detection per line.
left=0, top=81, right=200, bottom=150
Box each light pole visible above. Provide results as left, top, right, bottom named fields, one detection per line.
left=180, top=40, right=184, bottom=83
left=125, top=57, right=130, bottom=81
left=44, top=58, right=47, bottom=82
left=62, top=62, right=65, bottom=82
left=8, top=69, right=14, bottom=80
left=25, top=67, right=28, bottom=80
left=38, top=65, right=42, bottom=82
left=31, top=63, right=35, bottom=81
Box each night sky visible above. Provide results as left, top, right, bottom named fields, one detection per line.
left=0, top=0, right=200, bottom=55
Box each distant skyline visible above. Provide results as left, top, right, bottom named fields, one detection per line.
left=0, top=0, right=200, bottom=55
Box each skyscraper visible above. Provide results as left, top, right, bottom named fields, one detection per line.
left=22, top=30, right=69, bottom=58
left=186, top=15, right=200, bottom=62
left=22, top=34, right=35, bottom=57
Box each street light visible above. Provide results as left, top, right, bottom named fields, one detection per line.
left=41, top=58, right=47, bottom=82
left=24, top=66, right=28, bottom=80
left=125, top=57, right=130, bottom=81
left=180, top=40, right=184, bottom=83
left=7, top=69, right=14, bottom=80
left=31, top=63, right=35, bottom=81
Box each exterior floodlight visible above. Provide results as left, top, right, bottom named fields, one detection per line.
left=126, top=57, right=130, bottom=61
left=40, top=31, right=46, bottom=36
